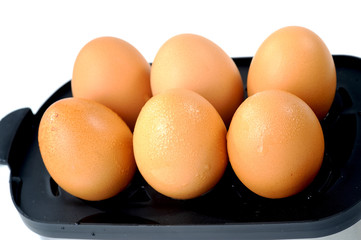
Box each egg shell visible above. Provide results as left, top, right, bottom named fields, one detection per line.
left=71, top=36, right=152, bottom=130
left=247, top=26, right=336, bottom=119
left=227, top=90, right=324, bottom=199
left=133, top=88, right=228, bottom=200
left=38, top=97, right=136, bottom=201
left=150, top=33, right=244, bottom=127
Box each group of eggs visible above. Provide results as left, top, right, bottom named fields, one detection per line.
left=38, top=26, right=336, bottom=201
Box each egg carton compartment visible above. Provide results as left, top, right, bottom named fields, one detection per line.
left=1, top=55, right=361, bottom=239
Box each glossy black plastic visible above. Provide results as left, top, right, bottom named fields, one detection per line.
left=1, top=56, right=361, bottom=239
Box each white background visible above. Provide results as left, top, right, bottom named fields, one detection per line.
left=0, top=1, right=361, bottom=239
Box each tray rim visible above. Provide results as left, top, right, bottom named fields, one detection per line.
left=19, top=199, right=361, bottom=239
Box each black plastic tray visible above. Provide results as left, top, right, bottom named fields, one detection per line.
left=1, top=55, right=361, bottom=239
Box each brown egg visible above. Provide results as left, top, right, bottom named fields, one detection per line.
left=71, top=36, right=152, bottom=130
left=150, top=33, right=244, bottom=127
left=133, top=88, right=228, bottom=200
left=247, top=26, right=336, bottom=119
left=38, top=97, right=136, bottom=201
left=227, top=90, right=324, bottom=199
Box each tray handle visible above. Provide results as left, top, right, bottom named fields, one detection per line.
left=0, top=108, right=33, bottom=165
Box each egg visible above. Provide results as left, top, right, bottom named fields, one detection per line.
left=71, top=36, right=152, bottom=130
left=247, top=26, right=336, bottom=120
left=150, top=33, right=244, bottom=127
left=133, top=88, right=228, bottom=200
left=38, top=97, right=136, bottom=201
left=227, top=90, right=324, bottom=199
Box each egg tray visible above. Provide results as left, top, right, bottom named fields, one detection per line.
left=1, top=55, right=361, bottom=240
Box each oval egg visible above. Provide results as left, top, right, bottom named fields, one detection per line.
left=150, top=33, right=244, bottom=127
left=38, top=97, right=136, bottom=201
left=247, top=26, right=337, bottom=119
left=71, top=36, right=152, bottom=130
left=227, top=90, right=324, bottom=199
left=133, top=88, right=228, bottom=200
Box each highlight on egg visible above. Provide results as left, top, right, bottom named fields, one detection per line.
left=247, top=26, right=337, bottom=120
